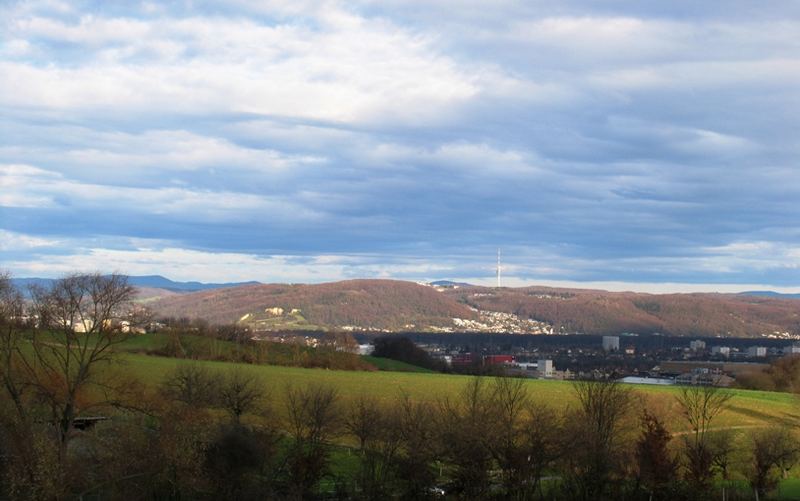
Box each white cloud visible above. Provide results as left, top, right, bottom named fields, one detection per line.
left=509, top=16, right=689, bottom=62
left=360, top=141, right=539, bottom=176
left=7, top=240, right=800, bottom=294
left=590, top=58, right=800, bottom=92
left=463, top=277, right=800, bottom=295
left=0, top=128, right=322, bottom=173
left=4, top=245, right=445, bottom=284
left=0, top=10, right=488, bottom=124
left=0, top=163, right=323, bottom=222
left=700, top=241, right=800, bottom=271
left=2, top=2, right=800, bottom=287
left=0, top=229, right=60, bottom=250
left=14, top=15, right=151, bottom=46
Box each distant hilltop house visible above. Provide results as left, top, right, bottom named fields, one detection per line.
left=71, top=318, right=94, bottom=333
left=120, top=320, right=146, bottom=335
left=265, top=307, right=284, bottom=316
left=61, top=317, right=113, bottom=333
left=57, top=316, right=144, bottom=334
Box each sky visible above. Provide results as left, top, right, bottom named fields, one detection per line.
left=1, top=0, right=800, bottom=293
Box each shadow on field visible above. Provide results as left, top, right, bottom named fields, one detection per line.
left=728, top=404, right=784, bottom=425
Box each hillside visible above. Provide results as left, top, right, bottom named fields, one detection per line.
left=151, top=279, right=478, bottom=331
left=148, top=279, right=800, bottom=337
left=444, top=286, right=800, bottom=337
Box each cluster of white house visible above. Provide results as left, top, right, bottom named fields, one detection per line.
left=604, top=335, right=800, bottom=359
left=705, top=343, right=797, bottom=358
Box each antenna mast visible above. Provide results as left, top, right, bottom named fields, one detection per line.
left=496, top=248, right=501, bottom=288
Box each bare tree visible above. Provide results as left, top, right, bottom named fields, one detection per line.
left=346, top=397, right=404, bottom=499
left=708, top=429, right=738, bottom=501
left=160, top=363, right=220, bottom=408
left=749, top=426, right=800, bottom=500
left=26, top=273, right=142, bottom=456
left=568, top=379, right=633, bottom=500
left=345, top=394, right=383, bottom=454
left=676, top=383, right=733, bottom=492
left=437, top=377, right=495, bottom=498
left=488, top=376, right=530, bottom=496
left=395, top=393, right=440, bottom=499
left=0, top=272, right=30, bottom=420
left=520, top=403, right=565, bottom=498
left=284, top=384, right=341, bottom=497
left=217, top=368, right=263, bottom=424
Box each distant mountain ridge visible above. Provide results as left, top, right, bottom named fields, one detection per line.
left=15, top=275, right=800, bottom=337
left=443, top=285, right=800, bottom=338
left=11, top=275, right=260, bottom=294
left=147, top=279, right=800, bottom=338
left=739, top=291, right=800, bottom=300
left=429, top=280, right=473, bottom=287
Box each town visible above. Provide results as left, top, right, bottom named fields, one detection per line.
left=346, top=332, right=797, bottom=387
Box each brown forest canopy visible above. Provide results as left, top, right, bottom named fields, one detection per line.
left=149, top=279, right=800, bottom=337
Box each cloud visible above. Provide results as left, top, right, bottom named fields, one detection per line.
left=1, top=1, right=799, bottom=288
left=0, top=163, right=324, bottom=225
left=1, top=10, right=485, bottom=124
left=0, top=229, right=60, bottom=250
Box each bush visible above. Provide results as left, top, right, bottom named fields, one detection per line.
left=371, top=337, right=444, bottom=371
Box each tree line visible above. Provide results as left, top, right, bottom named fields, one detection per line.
left=0, top=273, right=798, bottom=500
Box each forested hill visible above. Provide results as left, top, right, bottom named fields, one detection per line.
left=150, top=279, right=478, bottom=330
left=148, top=279, right=800, bottom=337
left=443, top=285, right=800, bottom=337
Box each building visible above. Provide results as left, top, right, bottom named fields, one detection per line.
left=711, top=346, right=731, bottom=357
left=602, top=336, right=620, bottom=352
left=71, top=318, right=94, bottom=333
left=689, top=340, right=706, bottom=351
left=747, top=346, right=767, bottom=357
left=483, top=355, right=514, bottom=365
left=119, top=320, right=145, bottom=335
left=784, top=345, right=800, bottom=355
left=676, top=367, right=734, bottom=387
left=618, top=376, right=675, bottom=386
left=451, top=354, right=477, bottom=366
left=537, top=359, right=554, bottom=377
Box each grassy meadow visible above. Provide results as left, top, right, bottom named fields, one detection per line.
left=112, top=342, right=800, bottom=433
left=111, top=346, right=800, bottom=498
left=21, top=330, right=800, bottom=499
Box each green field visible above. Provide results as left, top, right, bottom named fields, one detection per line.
left=114, top=334, right=431, bottom=373
left=360, top=355, right=434, bottom=373
left=112, top=351, right=800, bottom=498
left=115, top=350, right=800, bottom=433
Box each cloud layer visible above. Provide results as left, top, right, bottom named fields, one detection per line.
left=2, top=0, right=799, bottom=290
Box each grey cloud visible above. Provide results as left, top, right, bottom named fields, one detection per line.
left=1, top=0, right=799, bottom=286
